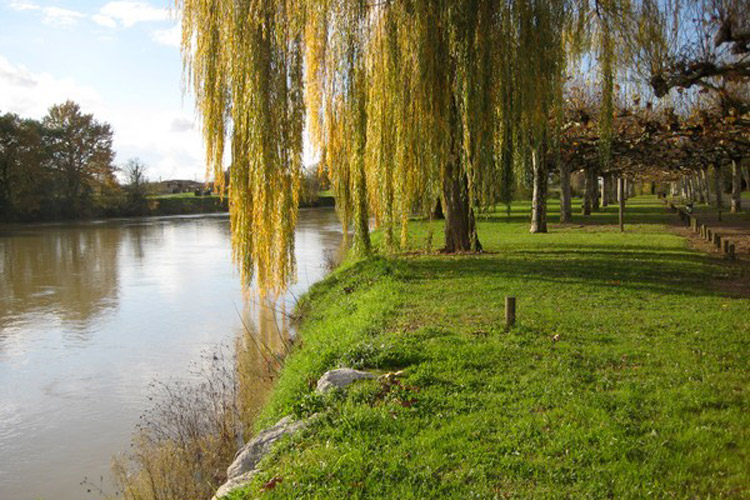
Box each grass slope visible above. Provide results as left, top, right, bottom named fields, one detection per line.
left=230, top=196, right=750, bottom=499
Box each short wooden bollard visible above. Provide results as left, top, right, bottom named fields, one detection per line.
left=706, top=228, right=712, bottom=242
left=714, top=233, right=721, bottom=249
left=700, top=224, right=706, bottom=238
left=505, top=296, right=516, bottom=330
left=723, top=239, right=731, bottom=254
left=728, top=243, right=736, bottom=259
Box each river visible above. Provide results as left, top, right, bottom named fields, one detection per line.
left=0, top=209, right=342, bottom=500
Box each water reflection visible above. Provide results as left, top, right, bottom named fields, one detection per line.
left=0, top=224, right=122, bottom=350
left=235, top=299, right=291, bottom=429
left=0, top=209, right=342, bottom=500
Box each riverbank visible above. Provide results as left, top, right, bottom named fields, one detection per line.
left=0, top=195, right=335, bottom=223
left=225, top=196, right=750, bottom=499
left=147, top=194, right=336, bottom=216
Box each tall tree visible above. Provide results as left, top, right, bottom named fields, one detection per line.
left=124, top=158, right=149, bottom=216
left=43, top=101, right=116, bottom=217
left=0, top=113, right=48, bottom=220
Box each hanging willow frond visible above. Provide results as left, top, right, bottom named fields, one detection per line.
left=178, top=0, right=304, bottom=295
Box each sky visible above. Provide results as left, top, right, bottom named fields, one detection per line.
left=0, top=0, right=207, bottom=182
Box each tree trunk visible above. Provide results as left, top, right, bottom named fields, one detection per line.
left=714, top=165, right=723, bottom=208
left=530, top=147, right=548, bottom=233
left=592, top=171, right=600, bottom=210
left=432, top=197, right=444, bottom=219
left=443, top=96, right=480, bottom=253
left=618, top=176, right=625, bottom=232
left=559, top=162, right=572, bottom=223
left=700, top=168, right=711, bottom=204
left=442, top=164, right=480, bottom=252
left=687, top=174, right=698, bottom=202
left=581, top=167, right=592, bottom=215
left=353, top=155, right=372, bottom=256
left=731, top=159, right=742, bottom=213
left=695, top=173, right=705, bottom=203
left=600, top=174, right=608, bottom=207
left=742, top=162, right=750, bottom=191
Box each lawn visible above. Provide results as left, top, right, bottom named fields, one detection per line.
left=229, top=196, right=750, bottom=499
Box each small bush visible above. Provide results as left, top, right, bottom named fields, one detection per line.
left=111, top=346, right=249, bottom=500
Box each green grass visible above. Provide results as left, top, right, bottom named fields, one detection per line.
left=229, top=196, right=750, bottom=499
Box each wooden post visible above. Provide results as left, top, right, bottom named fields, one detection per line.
left=706, top=228, right=712, bottom=242
left=723, top=239, right=731, bottom=254
left=728, top=243, right=736, bottom=259
left=618, top=177, right=625, bottom=232
left=714, top=233, right=721, bottom=249
left=505, top=297, right=516, bottom=330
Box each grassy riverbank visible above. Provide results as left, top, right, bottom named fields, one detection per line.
left=229, top=196, right=750, bottom=499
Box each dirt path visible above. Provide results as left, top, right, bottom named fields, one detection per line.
left=667, top=199, right=750, bottom=296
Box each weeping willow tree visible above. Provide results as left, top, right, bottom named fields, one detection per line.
left=306, top=0, right=580, bottom=246
left=177, top=0, right=621, bottom=293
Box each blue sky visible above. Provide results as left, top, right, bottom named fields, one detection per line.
left=0, top=0, right=206, bottom=181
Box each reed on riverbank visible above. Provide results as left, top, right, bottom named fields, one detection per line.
left=111, top=347, right=251, bottom=500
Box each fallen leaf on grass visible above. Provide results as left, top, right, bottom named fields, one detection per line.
left=261, top=477, right=283, bottom=492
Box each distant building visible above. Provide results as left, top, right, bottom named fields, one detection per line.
left=155, top=180, right=207, bottom=194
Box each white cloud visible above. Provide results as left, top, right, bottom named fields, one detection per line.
left=8, top=1, right=40, bottom=11
left=94, top=1, right=169, bottom=29
left=0, top=57, right=37, bottom=88
left=92, top=13, right=117, bottom=28
left=170, top=116, right=193, bottom=132
left=0, top=55, right=103, bottom=116
left=153, top=24, right=180, bottom=48
left=41, top=6, right=85, bottom=26
left=0, top=55, right=205, bottom=182
left=8, top=2, right=86, bottom=26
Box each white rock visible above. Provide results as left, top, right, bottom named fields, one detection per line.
left=315, top=368, right=375, bottom=394
left=212, top=470, right=258, bottom=500
left=225, top=416, right=308, bottom=481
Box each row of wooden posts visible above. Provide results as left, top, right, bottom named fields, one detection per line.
left=666, top=200, right=736, bottom=259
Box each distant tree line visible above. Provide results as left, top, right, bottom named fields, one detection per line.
left=0, top=100, right=149, bottom=222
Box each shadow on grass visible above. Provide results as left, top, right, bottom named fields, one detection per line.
left=398, top=243, right=726, bottom=299
left=478, top=198, right=675, bottom=227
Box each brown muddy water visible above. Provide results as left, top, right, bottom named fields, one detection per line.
left=0, top=209, right=342, bottom=500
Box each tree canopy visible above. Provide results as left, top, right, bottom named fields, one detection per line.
left=177, top=0, right=749, bottom=294
left=0, top=101, right=119, bottom=221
